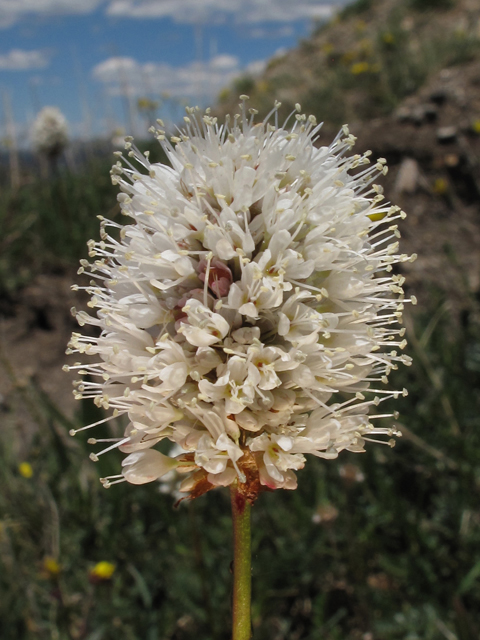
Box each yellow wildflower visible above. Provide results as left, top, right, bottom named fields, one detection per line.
left=256, top=81, right=269, bottom=95
left=19, top=462, right=33, bottom=478
left=43, top=557, right=61, bottom=576
left=341, top=51, right=356, bottom=65
left=90, top=561, right=116, bottom=581
left=433, top=178, right=448, bottom=195
left=351, top=61, right=370, bottom=75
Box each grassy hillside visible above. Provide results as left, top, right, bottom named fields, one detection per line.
left=217, top=0, right=480, bottom=130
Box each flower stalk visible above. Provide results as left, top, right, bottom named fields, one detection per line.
left=231, top=485, right=252, bottom=640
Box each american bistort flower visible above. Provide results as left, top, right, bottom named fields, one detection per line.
left=66, top=98, right=416, bottom=500
left=32, top=106, right=69, bottom=157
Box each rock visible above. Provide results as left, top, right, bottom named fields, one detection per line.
left=411, top=106, right=426, bottom=125
left=413, top=104, right=438, bottom=124
left=444, top=154, right=460, bottom=167
left=437, top=126, right=457, bottom=143
left=423, top=104, right=438, bottom=122
left=394, top=158, right=419, bottom=194
left=395, top=106, right=411, bottom=122
left=429, top=89, right=448, bottom=106
left=399, top=104, right=438, bottom=126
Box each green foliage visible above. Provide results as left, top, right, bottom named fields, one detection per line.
left=442, top=30, right=480, bottom=66
left=302, top=76, right=348, bottom=128
left=339, top=0, right=374, bottom=20
left=303, top=5, right=480, bottom=125
left=0, top=142, right=168, bottom=296
left=0, top=156, right=116, bottom=295
left=233, top=75, right=255, bottom=97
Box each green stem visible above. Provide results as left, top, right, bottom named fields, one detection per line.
left=230, top=484, right=252, bottom=640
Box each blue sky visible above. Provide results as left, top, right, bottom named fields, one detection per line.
left=0, top=0, right=351, bottom=146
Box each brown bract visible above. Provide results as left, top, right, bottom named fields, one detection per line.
left=175, top=448, right=269, bottom=506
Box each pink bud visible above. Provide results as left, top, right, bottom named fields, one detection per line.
left=198, top=258, right=233, bottom=297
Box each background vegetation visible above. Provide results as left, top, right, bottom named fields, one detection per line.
left=2, top=295, right=480, bottom=640
left=1, top=0, right=480, bottom=638
left=217, top=0, right=480, bottom=128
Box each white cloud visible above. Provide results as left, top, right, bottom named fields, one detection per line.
left=0, top=0, right=104, bottom=27
left=107, top=0, right=232, bottom=22
left=245, top=58, right=267, bottom=76
left=0, top=48, right=50, bottom=70
left=272, top=47, right=288, bottom=59
left=210, top=54, right=239, bottom=71
left=248, top=26, right=295, bottom=38
left=0, top=0, right=350, bottom=29
left=106, top=0, right=341, bottom=24
left=92, top=53, right=265, bottom=103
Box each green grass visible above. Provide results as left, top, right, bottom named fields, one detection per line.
left=339, top=0, right=374, bottom=20
left=0, top=155, right=116, bottom=295
left=0, top=141, right=167, bottom=296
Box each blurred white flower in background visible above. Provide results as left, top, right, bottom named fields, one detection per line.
left=111, top=126, right=127, bottom=149
left=32, top=106, right=69, bottom=158
left=66, top=98, right=416, bottom=501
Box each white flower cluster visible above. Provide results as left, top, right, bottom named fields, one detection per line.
left=32, top=106, right=69, bottom=156
left=66, top=99, right=415, bottom=498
